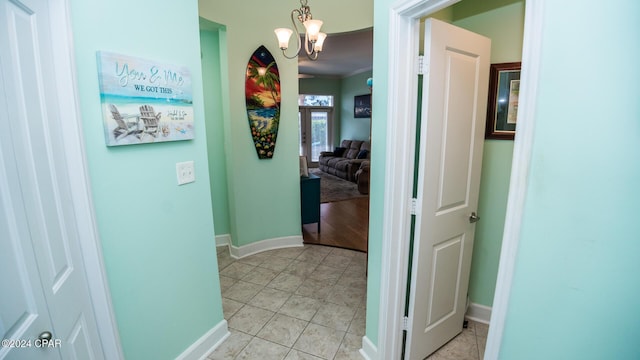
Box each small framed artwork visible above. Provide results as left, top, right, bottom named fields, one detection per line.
left=485, top=62, right=521, bottom=140
left=354, top=94, right=372, bottom=118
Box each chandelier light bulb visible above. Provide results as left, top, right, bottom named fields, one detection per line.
left=274, top=28, right=294, bottom=49
left=314, top=32, right=327, bottom=52
left=303, top=19, right=323, bottom=42
left=274, top=0, right=325, bottom=60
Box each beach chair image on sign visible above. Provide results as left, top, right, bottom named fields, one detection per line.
left=109, top=104, right=141, bottom=140
left=139, top=105, right=161, bottom=139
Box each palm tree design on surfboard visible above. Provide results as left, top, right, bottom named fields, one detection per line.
left=245, top=45, right=281, bottom=159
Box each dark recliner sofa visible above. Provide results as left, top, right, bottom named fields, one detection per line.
left=318, top=139, right=370, bottom=182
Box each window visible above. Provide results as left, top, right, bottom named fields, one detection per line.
left=298, top=94, right=334, bottom=107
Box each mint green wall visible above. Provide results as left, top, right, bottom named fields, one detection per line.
left=299, top=77, right=342, bottom=97
left=452, top=0, right=524, bottom=307
left=69, top=0, right=223, bottom=358
left=431, top=6, right=454, bottom=21
left=299, top=77, right=343, bottom=147
left=453, top=1, right=524, bottom=63
left=500, top=1, right=640, bottom=357
left=198, top=0, right=373, bottom=247
left=200, top=23, right=231, bottom=235
left=199, top=3, right=301, bottom=247
left=341, top=71, right=373, bottom=141
left=367, top=0, right=393, bottom=345
left=469, top=141, right=513, bottom=305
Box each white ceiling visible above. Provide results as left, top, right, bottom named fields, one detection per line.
left=297, top=28, right=373, bottom=78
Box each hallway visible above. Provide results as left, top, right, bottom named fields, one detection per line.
left=209, top=245, right=367, bottom=359
left=209, top=244, right=488, bottom=359
left=302, top=197, right=369, bottom=252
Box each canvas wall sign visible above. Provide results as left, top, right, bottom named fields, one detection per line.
left=97, top=51, right=195, bottom=146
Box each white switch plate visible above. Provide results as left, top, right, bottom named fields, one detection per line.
left=176, top=161, right=195, bottom=185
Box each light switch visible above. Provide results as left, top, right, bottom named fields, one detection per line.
left=176, top=161, right=195, bottom=185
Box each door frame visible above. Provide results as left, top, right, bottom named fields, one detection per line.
left=45, top=0, right=124, bottom=358
left=376, top=0, right=543, bottom=359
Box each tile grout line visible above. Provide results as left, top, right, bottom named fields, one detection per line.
left=216, top=245, right=367, bottom=359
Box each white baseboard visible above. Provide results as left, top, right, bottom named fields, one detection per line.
left=175, top=320, right=229, bottom=360
left=360, top=335, right=378, bottom=360
left=215, top=234, right=231, bottom=247
left=465, top=302, right=492, bottom=325
left=229, top=235, right=303, bottom=259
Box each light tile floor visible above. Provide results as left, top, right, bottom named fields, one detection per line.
left=208, top=244, right=487, bottom=360
left=426, top=320, right=489, bottom=360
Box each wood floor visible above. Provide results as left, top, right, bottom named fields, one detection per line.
left=302, top=197, right=369, bottom=253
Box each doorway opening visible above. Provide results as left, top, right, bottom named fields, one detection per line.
left=298, top=28, right=373, bottom=254
left=374, top=0, right=531, bottom=359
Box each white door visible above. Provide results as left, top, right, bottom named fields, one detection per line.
left=299, top=107, right=333, bottom=167
left=405, top=18, right=491, bottom=359
left=0, top=0, right=105, bottom=358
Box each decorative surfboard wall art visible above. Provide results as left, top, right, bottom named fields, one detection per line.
left=245, top=45, right=281, bottom=159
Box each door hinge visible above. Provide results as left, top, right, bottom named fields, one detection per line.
left=417, top=55, right=425, bottom=75
left=410, top=198, right=418, bottom=215
left=403, top=316, right=410, bottom=331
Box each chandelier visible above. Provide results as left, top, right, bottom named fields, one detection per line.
left=274, top=0, right=326, bottom=61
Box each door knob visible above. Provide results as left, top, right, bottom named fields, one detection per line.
left=38, top=331, right=52, bottom=341
left=469, top=212, right=480, bottom=223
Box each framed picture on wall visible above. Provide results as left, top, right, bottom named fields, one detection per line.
left=485, top=62, right=521, bottom=140
left=354, top=94, right=372, bottom=118
left=96, top=51, right=195, bottom=146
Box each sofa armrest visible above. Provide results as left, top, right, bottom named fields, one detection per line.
left=344, top=159, right=367, bottom=182
left=348, top=159, right=368, bottom=167
left=319, top=151, right=335, bottom=157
